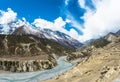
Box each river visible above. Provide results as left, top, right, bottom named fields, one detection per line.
left=0, top=56, right=74, bottom=82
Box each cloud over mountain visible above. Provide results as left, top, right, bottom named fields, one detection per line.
left=0, top=8, right=17, bottom=34
left=78, top=0, right=120, bottom=42
left=62, top=0, right=120, bottom=42
left=0, top=8, right=80, bottom=41
left=32, top=17, right=80, bottom=40
left=0, top=8, right=17, bottom=24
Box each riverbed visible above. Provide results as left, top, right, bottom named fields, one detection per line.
left=0, top=56, right=74, bottom=82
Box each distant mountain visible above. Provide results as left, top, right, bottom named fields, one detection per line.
left=9, top=21, right=83, bottom=49
left=67, top=30, right=120, bottom=61
left=116, top=30, right=120, bottom=35
left=39, top=29, right=83, bottom=49
left=88, top=31, right=120, bottom=48
left=104, top=32, right=118, bottom=42
left=0, top=19, right=83, bottom=49
left=12, top=25, right=39, bottom=36
left=86, top=30, right=120, bottom=48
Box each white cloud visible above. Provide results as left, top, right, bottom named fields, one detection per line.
left=78, top=0, right=86, bottom=8
left=32, top=17, right=82, bottom=41
left=33, top=17, right=67, bottom=32
left=65, top=19, right=71, bottom=23
left=0, top=8, right=80, bottom=41
left=0, top=8, right=17, bottom=34
left=65, top=0, right=69, bottom=6
left=78, top=0, right=120, bottom=42
left=66, top=13, right=83, bottom=31
left=0, top=8, right=81, bottom=41
left=32, top=18, right=53, bottom=29
left=54, top=17, right=66, bottom=30
left=0, top=8, right=17, bottom=24
left=69, top=29, right=80, bottom=40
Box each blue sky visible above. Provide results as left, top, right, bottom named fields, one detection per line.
left=0, top=0, right=64, bottom=22
left=0, top=0, right=85, bottom=34
left=0, top=0, right=85, bottom=23
left=0, top=0, right=120, bottom=42
left=0, top=0, right=85, bottom=37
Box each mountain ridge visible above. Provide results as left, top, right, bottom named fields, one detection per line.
left=0, top=19, right=83, bottom=49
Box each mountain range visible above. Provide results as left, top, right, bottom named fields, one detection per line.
left=0, top=19, right=83, bottom=49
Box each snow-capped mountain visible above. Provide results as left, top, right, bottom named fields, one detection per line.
left=0, top=19, right=83, bottom=49
left=42, top=29, right=83, bottom=49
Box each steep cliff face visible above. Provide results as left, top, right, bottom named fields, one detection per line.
left=0, top=57, right=56, bottom=72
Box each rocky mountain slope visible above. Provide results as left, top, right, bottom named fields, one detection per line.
left=104, top=32, right=119, bottom=42
left=42, top=29, right=83, bottom=49
left=44, top=31, right=120, bottom=82
left=0, top=34, right=74, bottom=72
left=12, top=24, right=83, bottom=49
left=0, top=34, right=74, bottom=57
left=0, top=18, right=83, bottom=72
left=66, top=30, right=120, bottom=61
left=0, top=19, right=83, bottom=49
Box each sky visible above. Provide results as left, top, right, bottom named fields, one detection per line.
left=0, top=0, right=120, bottom=42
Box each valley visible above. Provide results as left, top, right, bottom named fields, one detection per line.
left=0, top=56, right=74, bottom=82
left=44, top=30, right=120, bottom=82
left=0, top=13, right=120, bottom=82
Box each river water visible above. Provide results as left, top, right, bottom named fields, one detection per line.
left=0, top=56, right=74, bottom=82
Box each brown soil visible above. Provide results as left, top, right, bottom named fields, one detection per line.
left=43, top=42, right=120, bottom=82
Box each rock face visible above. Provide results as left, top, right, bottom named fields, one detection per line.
left=0, top=59, right=56, bottom=72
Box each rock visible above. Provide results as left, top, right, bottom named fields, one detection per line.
left=0, top=59, right=56, bottom=72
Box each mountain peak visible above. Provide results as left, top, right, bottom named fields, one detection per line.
left=13, top=26, right=83, bottom=49
left=104, top=32, right=118, bottom=42
left=116, top=30, right=120, bottom=35
left=0, top=19, right=83, bottom=49
left=12, top=25, right=27, bottom=35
